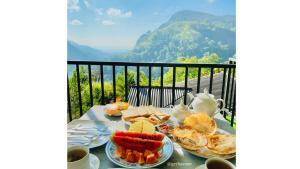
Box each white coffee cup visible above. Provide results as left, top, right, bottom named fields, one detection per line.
left=67, top=145, right=90, bottom=169
left=204, top=157, right=235, bottom=169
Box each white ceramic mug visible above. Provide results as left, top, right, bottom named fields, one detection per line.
left=67, top=145, right=90, bottom=169
left=204, top=157, right=235, bottom=169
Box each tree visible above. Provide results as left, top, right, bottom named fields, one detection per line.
left=163, top=53, right=222, bottom=84
left=68, top=66, right=89, bottom=118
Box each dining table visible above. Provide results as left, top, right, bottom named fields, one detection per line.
left=72, top=105, right=236, bottom=169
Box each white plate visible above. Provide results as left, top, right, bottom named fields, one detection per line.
left=175, top=128, right=236, bottom=160
left=195, top=164, right=205, bottom=169
left=67, top=120, right=114, bottom=149
left=105, top=134, right=174, bottom=169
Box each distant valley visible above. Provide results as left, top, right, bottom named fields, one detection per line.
left=68, top=41, right=114, bottom=61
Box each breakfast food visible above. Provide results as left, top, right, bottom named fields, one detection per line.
left=112, top=136, right=164, bottom=151
left=115, top=101, right=129, bottom=110
left=207, top=134, right=236, bottom=155
left=142, top=120, right=156, bottom=133
left=173, top=113, right=235, bottom=158
left=104, top=99, right=129, bottom=116
left=183, top=113, right=217, bottom=135
left=115, top=146, right=160, bottom=164
left=173, top=126, right=208, bottom=150
left=115, top=97, right=129, bottom=110
left=128, top=120, right=143, bottom=132
left=128, top=120, right=155, bottom=134
left=122, top=106, right=170, bottom=125
left=104, top=104, right=121, bottom=116
left=173, top=126, right=236, bottom=157
left=112, top=131, right=164, bottom=164
left=113, top=131, right=164, bottom=141
left=157, top=124, right=172, bottom=135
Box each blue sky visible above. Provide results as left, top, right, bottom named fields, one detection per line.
left=68, top=0, right=235, bottom=50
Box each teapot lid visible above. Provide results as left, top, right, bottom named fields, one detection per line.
left=196, top=88, right=215, bottom=99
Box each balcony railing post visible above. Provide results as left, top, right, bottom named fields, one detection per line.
left=197, top=67, right=201, bottom=93
left=67, top=75, right=72, bottom=121
left=229, top=68, right=236, bottom=112
left=230, top=84, right=236, bottom=127
left=184, top=66, right=188, bottom=105
left=125, top=65, right=128, bottom=102
left=209, top=67, right=214, bottom=94
left=172, top=66, right=176, bottom=105
left=160, top=66, right=164, bottom=107
left=224, top=68, right=232, bottom=118
left=88, top=64, right=93, bottom=106
left=136, top=66, right=140, bottom=106
left=100, top=65, right=104, bottom=105
left=76, top=64, right=83, bottom=117
left=148, top=66, right=152, bottom=105
left=221, top=68, right=227, bottom=100
left=112, top=65, right=116, bottom=102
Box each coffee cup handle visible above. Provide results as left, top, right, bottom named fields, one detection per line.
left=213, top=99, right=226, bottom=116
left=217, top=99, right=231, bottom=116
left=217, top=99, right=225, bottom=109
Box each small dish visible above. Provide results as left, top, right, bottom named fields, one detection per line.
left=195, top=164, right=205, bottom=169
left=156, top=120, right=175, bottom=137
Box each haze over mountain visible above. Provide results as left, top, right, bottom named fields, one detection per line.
left=67, top=41, right=112, bottom=61
left=120, top=10, right=236, bottom=62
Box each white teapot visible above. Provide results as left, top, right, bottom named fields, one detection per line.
left=170, top=100, right=191, bottom=124
left=187, top=88, right=228, bottom=117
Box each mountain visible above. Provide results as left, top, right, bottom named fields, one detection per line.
left=67, top=41, right=112, bottom=61
left=121, top=10, right=235, bottom=62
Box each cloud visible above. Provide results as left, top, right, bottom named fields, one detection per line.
left=106, top=8, right=132, bottom=18
left=95, top=8, right=103, bottom=15
left=106, top=8, right=121, bottom=16
left=68, top=0, right=80, bottom=12
left=70, top=19, right=83, bottom=25
left=84, top=0, right=90, bottom=8
left=102, top=20, right=115, bottom=26
left=123, top=11, right=132, bottom=17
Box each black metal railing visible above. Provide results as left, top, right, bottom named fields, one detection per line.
left=67, top=61, right=236, bottom=126
left=127, top=86, right=193, bottom=108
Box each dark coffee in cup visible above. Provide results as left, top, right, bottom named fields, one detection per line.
left=207, top=159, right=233, bottom=169
left=67, top=149, right=87, bottom=162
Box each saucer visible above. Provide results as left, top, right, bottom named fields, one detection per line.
left=89, top=154, right=100, bottom=169
left=195, top=164, right=205, bottom=169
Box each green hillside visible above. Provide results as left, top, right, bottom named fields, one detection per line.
left=121, top=10, right=235, bottom=62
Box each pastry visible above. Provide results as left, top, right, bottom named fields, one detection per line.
left=183, top=113, right=217, bottom=135
left=173, top=126, right=207, bottom=151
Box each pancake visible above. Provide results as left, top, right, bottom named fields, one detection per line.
left=183, top=113, right=217, bottom=135
left=173, top=126, right=207, bottom=151
left=207, top=134, right=236, bottom=155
